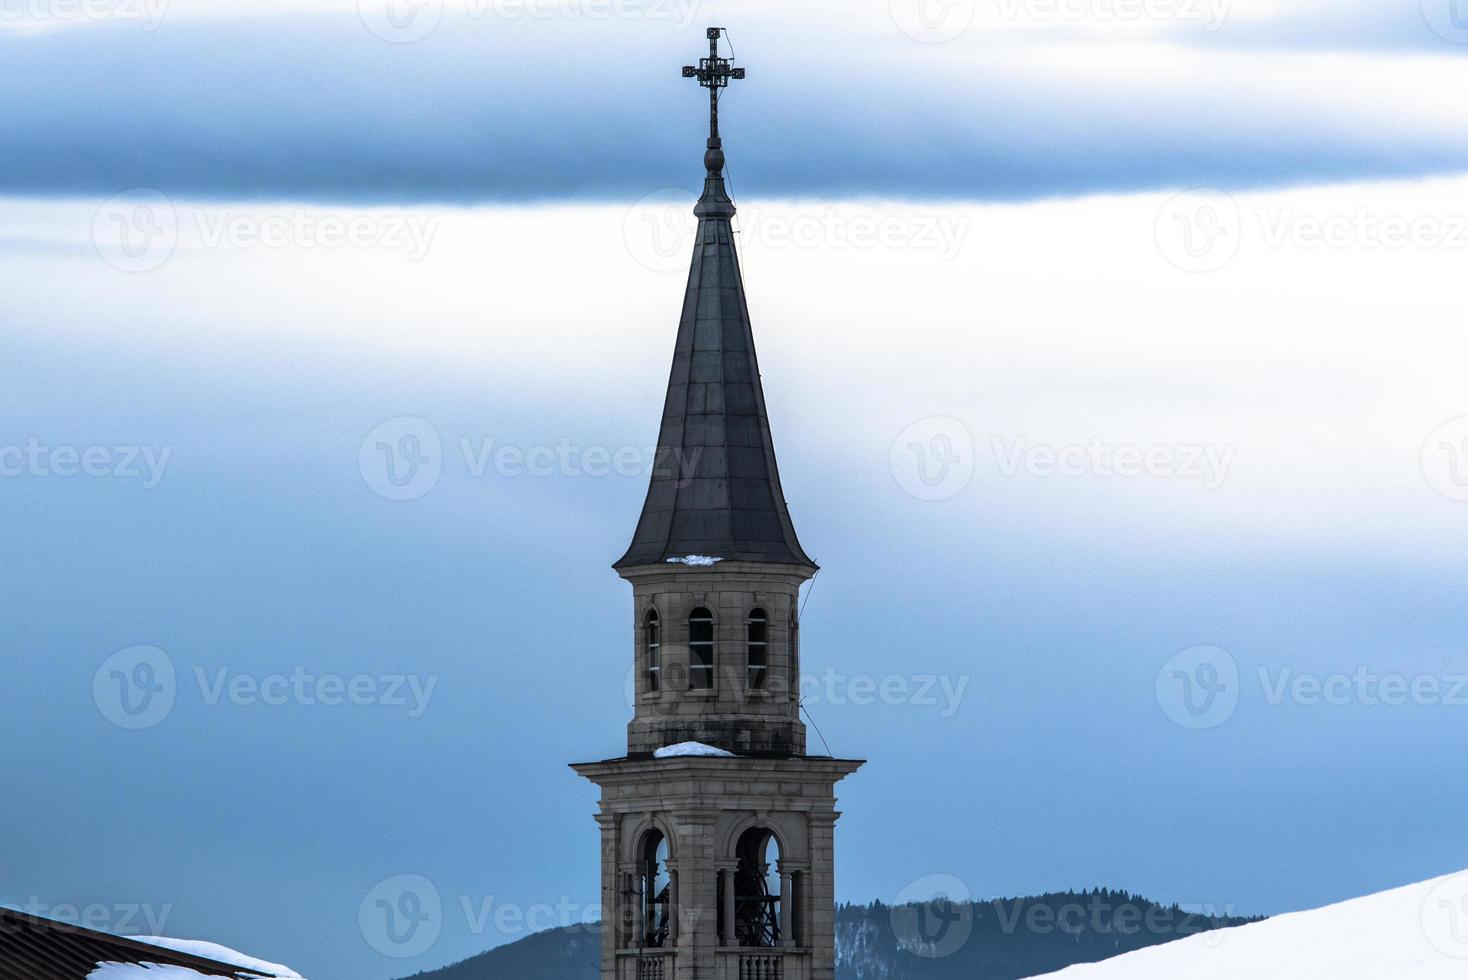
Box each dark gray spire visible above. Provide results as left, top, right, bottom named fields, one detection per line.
left=615, top=30, right=813, bottom=571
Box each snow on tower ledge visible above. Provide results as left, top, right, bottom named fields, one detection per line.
left=1024, top=867, right=1468, bottom=980
left=665, top=555, right=724, bottom=567
left=653, top=740, right=736, bottom=758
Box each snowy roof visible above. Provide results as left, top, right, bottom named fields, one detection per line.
left=0, top=906, right=292, bottom=980
left=1023, top=867, right=1468, bottom=980
left=654, top=741, right=736, bottom=758
left=111, top=938, right=301, bottom=978
left=89, top=965, right=292, bottom=980
left=90, top=968, right=235, bottom=980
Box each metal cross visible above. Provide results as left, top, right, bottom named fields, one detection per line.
left=682, top=27, right=745, bottom=145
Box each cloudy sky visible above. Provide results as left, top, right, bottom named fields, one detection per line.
left=3, top=2, right=1468, bottom=979
left=4, top=0, right=1468, bottom=201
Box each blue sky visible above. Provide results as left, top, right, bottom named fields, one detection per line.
left=3, top=0, right=1468, bottom=202
left=3, top=3, right=1468, bottom=980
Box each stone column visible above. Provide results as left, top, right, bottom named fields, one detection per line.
left=789, top=870, right=802, bottom=947
left=778, top=866, right=794, bottom=947
left=669, top=867, right=680, bottom=944
left=634, top=873, right=646, bottom=949
left=720, top=866, right=737, bottom=947
left=800, top=869, right=811, bottom=949
left=597, top=815, right=621, bottom=977
left=808, top=812, right=840, bottom=980
left=616, top=872, right=628, bottom=949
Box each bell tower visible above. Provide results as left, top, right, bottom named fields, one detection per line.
left=573, top=29, right=863, bottom=980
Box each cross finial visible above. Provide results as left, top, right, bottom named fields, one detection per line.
left=682, top=27, right=744, bottom=175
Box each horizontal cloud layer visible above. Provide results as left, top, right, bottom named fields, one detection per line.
left=2, top=0, right=1467, bottom=202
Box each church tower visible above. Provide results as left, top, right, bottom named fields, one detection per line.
left=573, top=29, right=863, bottom=980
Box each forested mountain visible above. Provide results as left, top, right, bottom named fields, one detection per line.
left=398, top=890, right=1258, bottom=980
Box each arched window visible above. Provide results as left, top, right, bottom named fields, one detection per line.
left=733, top=827, right=781, bottom=947
left=644, top=610, right=661, bottom=693
left=688, top=608, right=714, bottom=690
left=746, top=608, right=768, bottom=690
left=640, top=830, right=671, bottom=948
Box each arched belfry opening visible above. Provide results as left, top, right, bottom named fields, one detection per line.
left=640, top=829, right=672, bottom=949
left=688, top=608, right=715, bottom=690
left=733, top=828, right=781, bottom=947
left=644, top=609, right=661, bottom=693
left=746, top=609, right=768, bottom=690
left=571, top=27, right=862, bottom=980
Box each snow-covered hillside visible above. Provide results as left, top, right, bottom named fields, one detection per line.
left=1026, top=869, right=1468, bottom=980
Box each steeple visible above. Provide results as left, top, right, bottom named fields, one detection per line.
left=576, top=36, right=862, bottom=980
left=616, top=28, right=813, bottom=570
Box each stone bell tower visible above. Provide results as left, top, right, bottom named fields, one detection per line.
left=572, top=29, right=863, bottom=980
